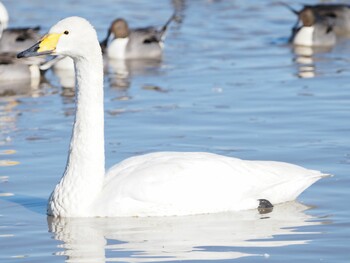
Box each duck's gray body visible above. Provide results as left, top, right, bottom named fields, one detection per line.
left=0, top=62, right=40, bottom=96
left=289, top=6, right=337, bottom=47
left=291, top=19, right=336, bottom=47
left=125, top=27, right=164, bottom=59
left=0, top=52, right=41, bottom=94
left=312, top=21, right=337, bottom=46
left=101, top=14, right=175, bottom=60
left=0, top=27, right=41, bottom=53
left=301, top=4, right=350, bottom=36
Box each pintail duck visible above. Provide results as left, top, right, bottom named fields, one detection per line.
left=289, top=6, right=336, bottom=47
left=0, top=2, right=41, bottom=53
left=0, top=52, right=42, bottom=94
left=286, top=3, right=350, bottom=37
left=100, top=14, right=176, bottom=60
left=0, top=2, right=51, bottom=94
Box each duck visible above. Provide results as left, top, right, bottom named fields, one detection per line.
left=0, top=26, right=41, bottom=53
left=0, top=48, right=48, bottom=91
left=0, top=1, right=43, bottom=87
left=17, top=16, right=328, bottom=218
left=100, top=14, right=176, bottom=60
left=0, top=2, right=41, bottom=53
left=0, top=52, right=42, bottom=94
left=285, top=3, right=350, bottom=37
left=290, top=7, right=336, bottom=47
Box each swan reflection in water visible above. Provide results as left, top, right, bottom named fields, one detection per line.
left=292, top=45, right=333, bottom=79
left=48, top=201, right=322, bottom=262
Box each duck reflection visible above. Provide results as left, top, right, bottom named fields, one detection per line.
left=292, top=45, right=332, bottom=78
left=107, top=58, right=162, bottom=89
left=48, top=202, right=322, bottom=262
left=49, top=56, right=163, bottom=92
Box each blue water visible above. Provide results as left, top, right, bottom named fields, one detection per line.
left=0, top=0, right=349, bottom=262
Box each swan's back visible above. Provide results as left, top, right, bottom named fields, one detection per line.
left=95, top=152, right=325, bottom=217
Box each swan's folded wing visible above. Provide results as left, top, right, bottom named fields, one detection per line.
left=97, top=152, right=326, bottom=216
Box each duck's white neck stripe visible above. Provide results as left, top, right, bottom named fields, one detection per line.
left=107, top=37, right=129, bottom=59
left=293, top=26, right=315, bottom=47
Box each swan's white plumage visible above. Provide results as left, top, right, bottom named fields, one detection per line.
left=18, top=17, right=327, bottom=218
left=94, top=152, right=324, bottom=217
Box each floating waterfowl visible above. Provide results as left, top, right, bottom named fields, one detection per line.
left=100, top=14, right=175, bottom=60
left=290, top=7, right=336, bottom=47
left=0, top=1, right=41, bottom=53
left=0, top=26, right=41, bottom=53
left=0, top=52, right=41, bottom=95
left=0, top=1, right=44, bottom=91
left=286, top=3, right=350, bottom=37
left=18, top=17, right=328, bottom=217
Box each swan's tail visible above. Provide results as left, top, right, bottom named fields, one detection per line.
left=260, top=171, right=332, bottom=206
left=311, top=172, right=333, bottom=179
left=320, top=173, right=333, bottom=178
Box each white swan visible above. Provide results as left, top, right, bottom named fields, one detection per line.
left=17, top=17, right=328, bottom=217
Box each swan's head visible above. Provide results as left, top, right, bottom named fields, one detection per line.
left=17, top=16, right=100, bottom=60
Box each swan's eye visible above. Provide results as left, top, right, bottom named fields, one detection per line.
left=64, top=30, right=69, bottom=35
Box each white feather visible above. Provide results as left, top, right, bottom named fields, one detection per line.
left=107, top=38, right=129, bottom=59
left=20, top=17, right=327, bottom=218
left=293, top=26, right=315, bottom=47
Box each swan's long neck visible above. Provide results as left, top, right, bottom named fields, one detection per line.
left=48, top=49, right=105, bottom=217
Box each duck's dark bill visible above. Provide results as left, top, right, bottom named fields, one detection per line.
left=17, top=41, right=53, bottom=58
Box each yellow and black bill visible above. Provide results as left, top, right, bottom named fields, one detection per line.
left=17, top=33, right=62, bottom=58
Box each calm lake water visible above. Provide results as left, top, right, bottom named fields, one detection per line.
left=0, top=0, right=349, bottom=262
